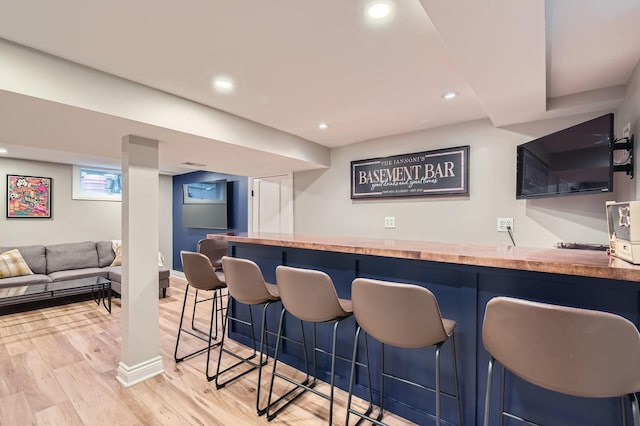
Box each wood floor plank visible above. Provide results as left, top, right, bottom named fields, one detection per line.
left=53, top=360, right=141, bottom=425
left=99, top=370, right=192, bottom=426
left=30, top=331, right=85, bottom=370
left=0, top=392, right=35, bottom=426
left=0, top=342, right=19, bottom=398
left=10, top=349, right=67, bottom=414
left=65, top=330, right=120, bottom=375
left=34, top=401, right=84, bottom=426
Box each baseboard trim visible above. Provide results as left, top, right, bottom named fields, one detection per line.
left=116, top=356, right=164, bottom=387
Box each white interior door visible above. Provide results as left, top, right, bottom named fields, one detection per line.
left=250, top=173, right=293, bottom=233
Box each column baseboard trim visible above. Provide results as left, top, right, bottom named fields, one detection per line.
left=116, top=356, right=164, bottom=387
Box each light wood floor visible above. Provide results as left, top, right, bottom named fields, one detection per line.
left=0, top=276, right=414, bottom=425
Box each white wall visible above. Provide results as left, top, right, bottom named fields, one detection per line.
left=158, top=174, right=173, bottom=268
left=615, top=60, right=640, bottom=201
left=0, top=158, right=173, bottom=266
left=294, top=107, right=639, bottom=248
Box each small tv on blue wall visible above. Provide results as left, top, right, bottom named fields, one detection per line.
left=182, top=180, right=228, bottom=229
left=516, top=113, right=614, bottom=199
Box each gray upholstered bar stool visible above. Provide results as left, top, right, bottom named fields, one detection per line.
left=483, top=296, right=640, bottom=426
left=346, top=278, right=462, bottom=426
left=174, top=251, right=227, bottom=381
left=197, top=237, right=228, bottom=271
left=197, top=237, right=229, bottom=330
left=266, top=265, right=353, bottom=425
left=214, top=256, right=280, bottom=415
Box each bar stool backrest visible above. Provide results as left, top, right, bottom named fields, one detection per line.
left=180, top=251, right=225, bottom=291
left=197, top=238, right=228, bottom=270
left=352, top=278, right=449, bottom=348
left=275, top=265, right=348, bottom=322
left=222, top=256, right=277, bottom=305
left=483, top=296, right=640, bottom=398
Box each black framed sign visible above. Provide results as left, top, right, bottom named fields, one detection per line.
left=351, top=145, right=469, bottom=199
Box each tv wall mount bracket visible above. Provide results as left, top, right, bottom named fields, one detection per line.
left=612, top=134, right=634, bottom=179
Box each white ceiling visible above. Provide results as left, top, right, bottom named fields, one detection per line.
left=0, top=0, right=638, bottom=175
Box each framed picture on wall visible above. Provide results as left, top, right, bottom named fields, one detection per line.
left=6, top=174, right=52, bottom=218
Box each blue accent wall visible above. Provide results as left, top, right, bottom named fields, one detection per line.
left=172, top=171, right=248, bottom=270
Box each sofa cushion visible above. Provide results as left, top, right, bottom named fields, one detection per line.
left=48, top=267, right=109, bottom=282
left=105, top=266, right=122, bottom=283
left=0, top=245, right=46, bottom=274
left=105, top=266, right=170, bottom=284
left=96, top=241, right=116, bottom=267
left=46, top=241, right=99, bottom=274
left=0, top=274, right=51, bottom=288
left=0, top=249, right=34, bottom=278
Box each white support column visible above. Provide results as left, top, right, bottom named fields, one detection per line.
left=116, top=135, right=164, bottom=387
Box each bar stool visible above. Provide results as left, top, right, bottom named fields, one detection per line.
left=197, top=237, right=228, bottom=271
left=174, top=251, right=227, bottom=381
left=266, top=265, right=353, bottom=424
left=346, top=278, right=462, bottom=426
left=214, top=256, right=280, bottom=415
left=483, top=296, right=640, bottom=426
left=197, top=237, right=229, bottom=330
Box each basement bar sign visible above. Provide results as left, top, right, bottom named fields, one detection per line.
left=351, top=145, right=469, bottom=199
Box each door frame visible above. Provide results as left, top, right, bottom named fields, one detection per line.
left=248, top=172, right=294, bottom=233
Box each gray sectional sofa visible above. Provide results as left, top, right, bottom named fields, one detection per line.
left=0, top=241, right=170, bottom=297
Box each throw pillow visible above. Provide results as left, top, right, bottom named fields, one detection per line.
left=111, top=240, right=122, bottom=266
left=0, top=249, right=34, bottom=278
left=110, top=240, right=165, bottom=267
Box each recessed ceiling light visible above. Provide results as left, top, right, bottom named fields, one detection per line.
left=213, top=76, right=235, bottom=93
left=442, top=91, right=458, bottom=100
left=367, top=2, right=391, bottom=19
left=0, top=148, right=7, bottom=155
left=318, top=122, right=329, bottom=130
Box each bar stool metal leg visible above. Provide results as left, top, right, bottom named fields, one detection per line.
left=328, top=320, right=340, bottom=425
left=190, top=288, right=225, bottom=341
left=346, top=326, right=375, bottom=426
left=266, top=311, right=349, bottom=424
left=214, top=298, right=275, bottom=414
left=451, top=333, right=463, bottom=426
left=380, top=343, right=386, bottom=418
left=631, top=393, right=640, bottom=426
left=484, top=356, right=495, bottom=426
left=500, top=363, right=506, bottom=426
left=174, top=283, right=223, bottom=379
left=256, top=302, right=273, bottom=415
left=435, top=342, right=442, bottom=426
left=266, top=309, right=314, bottom=422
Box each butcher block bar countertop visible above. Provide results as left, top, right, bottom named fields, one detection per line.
left=218, top=232, right=640, bottom=282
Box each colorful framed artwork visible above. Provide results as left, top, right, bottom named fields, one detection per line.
left=6, top=175, right=52, bottom=218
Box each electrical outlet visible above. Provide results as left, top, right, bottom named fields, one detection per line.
left=497, top=217, right=514, bottom=232
left=384, top=216, right=396, bottom=229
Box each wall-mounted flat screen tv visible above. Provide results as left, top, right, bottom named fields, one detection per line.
left=516, top=113, right=614, bottom=199
left=182, top=180, right=228, bottom=229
